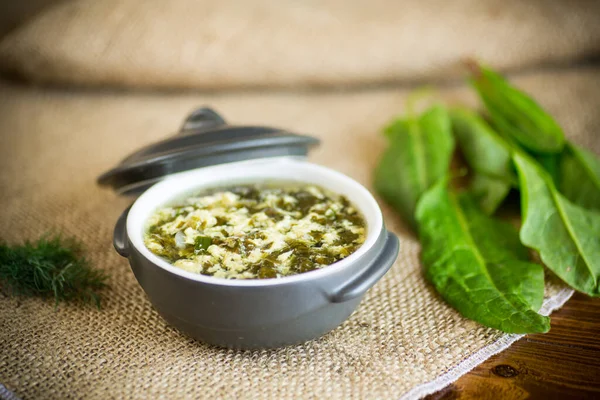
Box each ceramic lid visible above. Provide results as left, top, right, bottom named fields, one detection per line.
left=97, top=107, right=320, bottom=195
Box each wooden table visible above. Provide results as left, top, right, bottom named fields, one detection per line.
left=427, top=293, right=600, bottom=399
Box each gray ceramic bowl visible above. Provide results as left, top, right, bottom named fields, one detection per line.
left=113, top=157, right=399, bottom=349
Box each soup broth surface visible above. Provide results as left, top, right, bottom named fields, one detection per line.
left=144, top=183, right=366, bottom=279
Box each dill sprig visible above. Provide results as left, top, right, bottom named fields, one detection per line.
left=0, top=234, right=108, bottom=307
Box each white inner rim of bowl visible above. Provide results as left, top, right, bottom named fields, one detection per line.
left=127, top=157, right=384, bottom=286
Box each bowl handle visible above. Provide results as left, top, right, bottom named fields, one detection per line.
left=113, top=206, right=132, bottom=258
left=330, top=231, right=399, bottom=303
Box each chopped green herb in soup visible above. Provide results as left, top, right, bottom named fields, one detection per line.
left=144, top=184, right=366, bottom=279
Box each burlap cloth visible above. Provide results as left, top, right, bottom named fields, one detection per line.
left=1, top=66, right=598, bottom=399
left=1, top=0, right=600, bottom=90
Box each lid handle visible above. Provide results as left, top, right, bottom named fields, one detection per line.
left=180, top=107, right=226, bottom=135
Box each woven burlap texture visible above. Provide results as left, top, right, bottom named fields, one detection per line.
left=1, top=0, right=600, bottom=90
left=1, top=67, right=598, bottom=399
